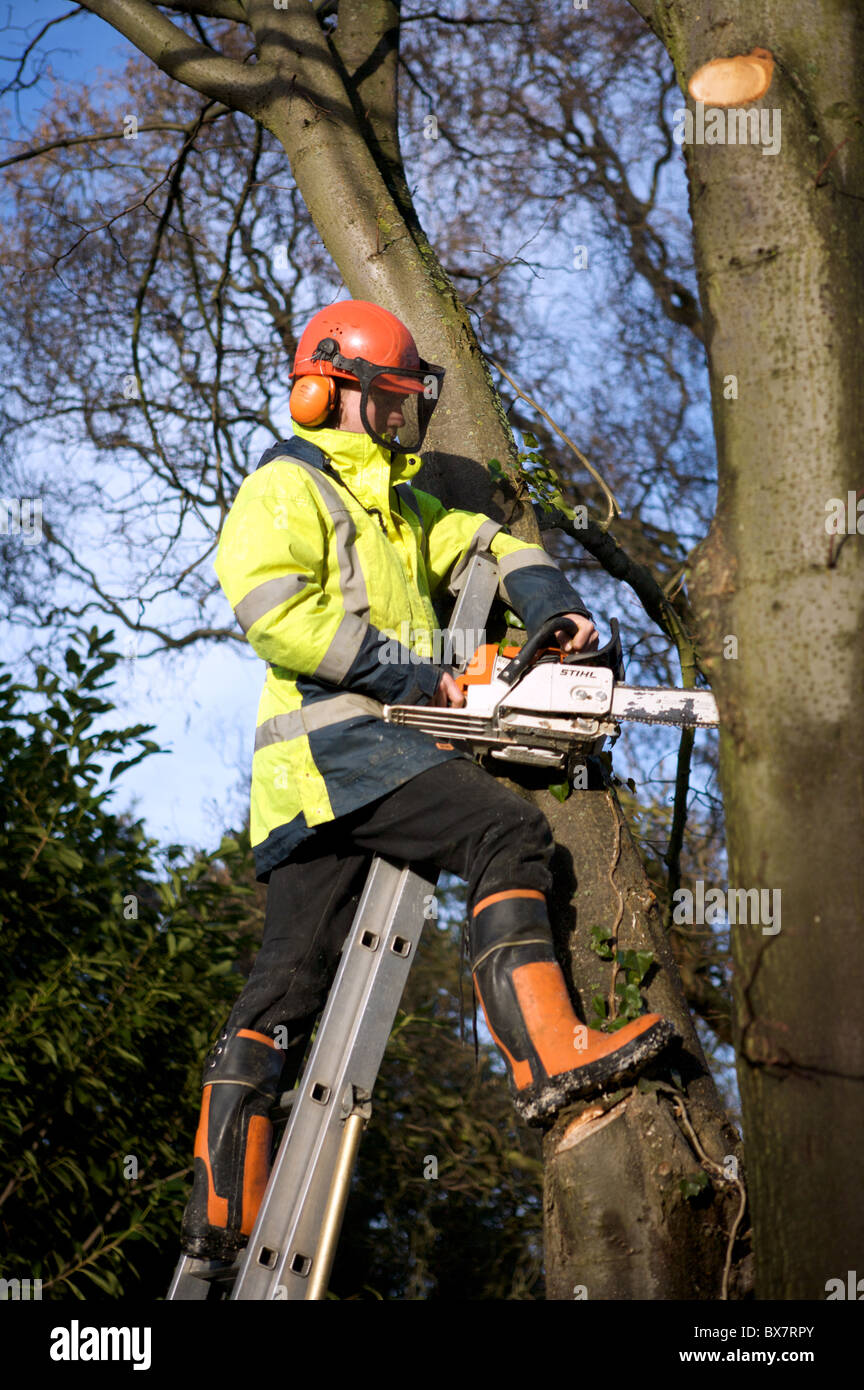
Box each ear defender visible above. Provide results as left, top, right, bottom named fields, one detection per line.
left=289, top=375, right=337, bottom=426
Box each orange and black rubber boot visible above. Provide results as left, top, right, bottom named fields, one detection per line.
left=469, top=890, right=679, bottom=1126
left=180, top=1028, right=291, bottom=1261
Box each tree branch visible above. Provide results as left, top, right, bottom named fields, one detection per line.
left=328, top=0, right=401, bottom=185
left=0, top=108, right=230, bottom=170
left=209, top=120, right=263, bottom=501
left=157, top=0, right=248, bottom=19
left=625, top=0, right=659, bottom=35
left=670, top=928, right=733, bottom=1049
left=664, top=724, right=696, bottom=919
left=38, top=527, right=239, bottom=654
left=0, top=6, right=85, bottom=98
left=79, top=0, right=275, bottom=113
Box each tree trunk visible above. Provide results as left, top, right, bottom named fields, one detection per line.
left=540, top=770, right=749, bottom=1299
left=629, top=0, right=864, bottom=1297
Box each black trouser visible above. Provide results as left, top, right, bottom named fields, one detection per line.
left=223, top=758, right=555, bottom=1045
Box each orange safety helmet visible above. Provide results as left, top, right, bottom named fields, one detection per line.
left=289, top=299, right=445, bottom=453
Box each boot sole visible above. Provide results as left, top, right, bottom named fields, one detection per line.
left=512, top=1018, right=680, bottom=1126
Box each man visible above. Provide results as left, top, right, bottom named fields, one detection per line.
left=180, top=300, right=676, bottom=1261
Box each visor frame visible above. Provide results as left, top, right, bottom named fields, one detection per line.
left=310, top=339, right=445, bottom=454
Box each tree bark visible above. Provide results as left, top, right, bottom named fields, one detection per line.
left=629, top=0, right=864, bottom=1297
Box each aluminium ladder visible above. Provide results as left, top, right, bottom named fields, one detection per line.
left=166, top=551, right=501, bottom=1301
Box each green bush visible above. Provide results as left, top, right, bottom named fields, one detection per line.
left=0, top=630, right=258, bottom=1299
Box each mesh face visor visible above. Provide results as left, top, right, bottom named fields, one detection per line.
left=311, top=338, right=446, bottom=453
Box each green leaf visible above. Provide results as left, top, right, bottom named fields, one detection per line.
left=589, top=925, right=614, bottom=960
left=680, top=1170, right=710, bottom=1199
left=546, top=491, right=576, bottom=520
left=80, top=658, right=118, bottom=689
left=34, top=1035, right=59, bottom=1064
left=52, top=843, right=84, bottom=872
left=109, top=745, right=166, bottom=781
left=547, top=781, right=571, bottom=803
left=622, top=983, right=643, bottom=1014
left=616, top=947, right=639, bottom=975
left=635, top=950, right=655, bottom=980
left=604, top=1015, right=632, bottom=1032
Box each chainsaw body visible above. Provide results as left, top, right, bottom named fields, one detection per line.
left=383, top=617, right=718, bottom=774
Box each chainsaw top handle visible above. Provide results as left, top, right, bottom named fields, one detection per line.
left=498, top=615, right=625, bottom=686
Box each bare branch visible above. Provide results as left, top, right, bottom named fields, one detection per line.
left=39, top=527, right=239, bottom=653
left=79, top=0, right=275, bottom=112
left=400, top=9, right=530, bottom=27
left=0, top=107, right=230, bottom=170
left=0, top=6, right=85, bottom=98
left=490, top=357, right=621, bottom=528
left=210, top=120, right=264, bottom=500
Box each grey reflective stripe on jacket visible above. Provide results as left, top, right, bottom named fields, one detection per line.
left=284, top=456, right=371, bottom=623
left=255, top=692, right=384, bottom=752
left=497, top=546, right=559, bottom=602
left=234, top=573, right=308, bottom=634
left=314, top=611, right=369, bottom=684
left=236, top=452, right=375, bottom=682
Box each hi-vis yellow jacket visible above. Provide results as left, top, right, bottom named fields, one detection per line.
left=214, top=420, right=593, bottom=881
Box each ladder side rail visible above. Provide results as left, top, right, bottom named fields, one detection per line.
left=230, top=857, right=437, bottom=1299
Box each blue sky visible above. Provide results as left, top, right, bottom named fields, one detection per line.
left=2, top=3, right=266, bottom=853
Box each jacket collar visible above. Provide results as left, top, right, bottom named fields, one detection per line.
left=290, top=421, right=422, bottom=514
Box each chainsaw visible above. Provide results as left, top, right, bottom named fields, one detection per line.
left=383, top=613, right=718, bottom=775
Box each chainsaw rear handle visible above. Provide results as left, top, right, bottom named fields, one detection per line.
left=499, top=615, right=625, bottom=686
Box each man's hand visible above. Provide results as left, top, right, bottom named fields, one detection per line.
left=554, top=613, right=599, bottom=654
left=431, top=671, right=466, bottom=708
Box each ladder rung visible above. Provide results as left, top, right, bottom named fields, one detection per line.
left=271, top=1087, right=298, bottom=1122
